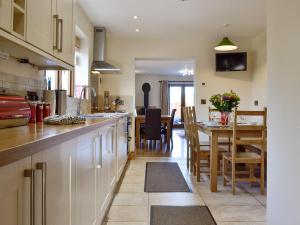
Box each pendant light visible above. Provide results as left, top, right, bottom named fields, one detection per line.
left=215, top=24, right=238, bottom=51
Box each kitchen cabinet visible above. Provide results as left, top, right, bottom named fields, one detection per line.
left=31, top=139, right=75, bottom=225
left=26, top=0, right=53, bottom=53
left=117, top=117, right=128, bottom=179
left=0, top=0, right=12, bottom=32
left=26, top=0, right=74, bottom=65
left=0, top=156, right=31, bottom=225
left=0, top=118, right=126, bottom=225
left=106, top=124, right=117, bottom=190
left=75, top=130, right=98, bottom=225
left=55, top=0, right=74, bottom=65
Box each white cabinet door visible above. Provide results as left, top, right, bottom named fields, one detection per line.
left=56, top=0, right=74, bottom=65
left=32, top=140, right=75, bottom=225
left=106, top=125, right=117, bottom=190
left=75, top=131, right=97, bottom=225
left=0, top=157, right=32, bottom=225
left=95, top=129, right=108, bottom=224
left=117, top=118, right=128, bottom=179
left=0, top=0, right=12, bottom=32
left=26, top=0, right=53, bottom=53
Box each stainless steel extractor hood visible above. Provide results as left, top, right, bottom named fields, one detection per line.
left=91, top=27, right=121, bottom=74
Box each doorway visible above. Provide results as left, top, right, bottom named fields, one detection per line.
left=169, top=82, right=194, bottom=127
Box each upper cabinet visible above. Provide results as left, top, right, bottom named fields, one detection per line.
left=0, top=0, right=12, bottom=32
left=55, top=0, right=74, bottom=65
left=26, top=0, right=53, bottom=53
left=26, top=0, right=74, bottom=65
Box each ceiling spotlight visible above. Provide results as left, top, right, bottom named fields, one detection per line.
left=135, top=29, right=140, bottom=32
left=133, top=16, right=138, bottom=20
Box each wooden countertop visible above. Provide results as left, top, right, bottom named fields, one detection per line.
left=0, top=115, right=127, bottom=168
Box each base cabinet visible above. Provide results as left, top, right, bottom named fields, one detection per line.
left=75, top=130, right=98, bottom=225
left=0, top=157, right=31, bottom=225
left=0, top=119, right=127, bottom=225
left=31, top=139, right=75, bottom=225
left=117, top=117, right=128, bottom=179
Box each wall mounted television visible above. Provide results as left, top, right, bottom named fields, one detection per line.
left=216, top=52, right=247, bottom=72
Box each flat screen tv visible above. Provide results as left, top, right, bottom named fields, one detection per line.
left=216, top=52, right=247, bottom=72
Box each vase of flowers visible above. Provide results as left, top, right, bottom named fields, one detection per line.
left=209, top=91, right=240, bottom=125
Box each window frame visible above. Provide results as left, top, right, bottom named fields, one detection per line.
left=45, top=70, right=74, bottom=97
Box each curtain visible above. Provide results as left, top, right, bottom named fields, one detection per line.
left=160, top=80, right=169, bottom=115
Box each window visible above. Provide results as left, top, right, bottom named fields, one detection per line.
left=74, top=34, right=89, bottom=98
left=45, top=70, right=74, bottom=96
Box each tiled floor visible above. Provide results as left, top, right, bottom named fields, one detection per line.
left=103, top=131, right=266, bottom=225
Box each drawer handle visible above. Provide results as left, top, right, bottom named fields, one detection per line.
left=24, top=169, right=35, bottom=225
left=36, top=163, right=47, bottom=225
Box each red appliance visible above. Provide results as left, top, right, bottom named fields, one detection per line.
left=0, top=95, right=31, bottom=129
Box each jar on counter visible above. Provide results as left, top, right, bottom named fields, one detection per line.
left=36, top=102, right=44, bottom=122
left=29, top=102, right=37, bottom=123
left=43, top=103, right=51, bottom=119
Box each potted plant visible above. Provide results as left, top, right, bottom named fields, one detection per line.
left=209, top=91, right=240, bottom=125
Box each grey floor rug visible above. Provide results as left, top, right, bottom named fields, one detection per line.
left=145, top=162, right=191, bottom=192
left=150, top=206, right=217, bottom=225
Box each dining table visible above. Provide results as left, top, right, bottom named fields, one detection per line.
left=198, top=123, right=266, bottom=192
left=135, top=115, right=172, bottom=150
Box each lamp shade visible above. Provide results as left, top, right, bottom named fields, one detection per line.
left=214, top=37, right=238, bottom=51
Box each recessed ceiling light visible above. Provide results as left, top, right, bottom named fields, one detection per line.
left=135, top=29, right=140, bottom=32
left=133, top=16, right=138, bottom=20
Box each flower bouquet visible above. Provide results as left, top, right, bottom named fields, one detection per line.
left=209, top=91, right=240, bottom=125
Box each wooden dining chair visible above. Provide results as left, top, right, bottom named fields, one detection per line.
left=185, top=107, right=226, bottom=181
left=222, top=107, right=267, bottom=194
left=144, top=108, right=163, bottom=150
left=161, top=108, right=176, bottom=146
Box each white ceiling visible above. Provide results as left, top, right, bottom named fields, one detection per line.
left=135, top=59, right=195, bottom=76
left=78, top=0, right=266, bottom=39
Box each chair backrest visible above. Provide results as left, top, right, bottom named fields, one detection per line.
left=183, top=107, right=200, bottom=150
left=145, top=108, right=162, bottom=140
left=232, top=107, right=267, bottom=160
left=169, top=109, right=177, bottom=136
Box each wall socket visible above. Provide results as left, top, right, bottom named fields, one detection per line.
left=0, top=51, right=9, bottom=60
left=254, top=100, right=259, bottom=106
left=201, top=99, right=207, bottom=104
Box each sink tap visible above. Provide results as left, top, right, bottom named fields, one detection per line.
left=77, top=86, right=96, bottom=115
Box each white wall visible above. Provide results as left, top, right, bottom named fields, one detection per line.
left=267, top=1, right=300, bottom=225
left=251, top=32, right=267, bottom=110
left=135, top=74, right=193, bottom=108
left=100, top=36, right=255, bottom=122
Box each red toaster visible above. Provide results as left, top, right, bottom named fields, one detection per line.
left=0, top=95, right=31, bottom=129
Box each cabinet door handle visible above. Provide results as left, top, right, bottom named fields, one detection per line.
left=58, top=18, right=63, bottom=52
left=24, top=169, right=35, bottom=225
left=99, top=134, right=103, bottom=168
left=36, top=163, right=47, bottom=225
left=53, top=15, right=59, bottom=50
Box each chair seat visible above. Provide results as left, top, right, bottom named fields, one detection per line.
left=223, top=152, right=261, bottom=163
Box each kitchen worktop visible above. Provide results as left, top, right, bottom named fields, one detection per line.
left=0, top=114, right=129, bottom=167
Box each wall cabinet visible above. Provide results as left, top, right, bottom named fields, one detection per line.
left=0, top=0, right=12, bottom=32
left=26, top=0, right=53, bottom=53
left=26, top=0, right=74, bottom=65
left=55, top=0, right=74, bottom=65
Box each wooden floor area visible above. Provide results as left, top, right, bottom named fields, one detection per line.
left=135, top=128, right=188, bottom=158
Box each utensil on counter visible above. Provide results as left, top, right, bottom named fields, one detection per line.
left=43, top=90, right=56, bottom=116
left=55, top=90, right=67, bottom=115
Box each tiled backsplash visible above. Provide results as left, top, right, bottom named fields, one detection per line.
left=0, top=72, right=45, bottom=98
